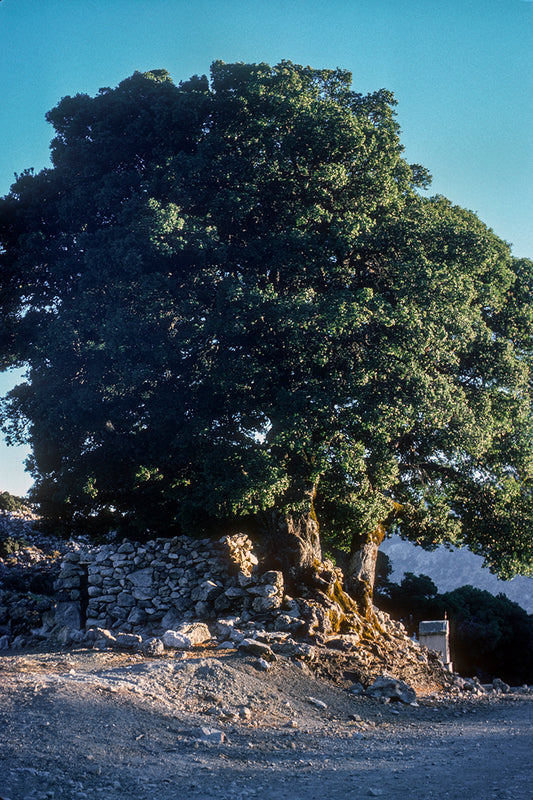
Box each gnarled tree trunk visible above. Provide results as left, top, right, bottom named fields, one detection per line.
left=257, top=486, right=363, bottom=639
left=259, top=487, right=322, bottom=595
left=347, top=502, right=402, bottom=618
left=346, top=523, right=387, bottom=618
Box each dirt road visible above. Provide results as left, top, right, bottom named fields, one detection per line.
left=0, top=647, right=531, bottom=800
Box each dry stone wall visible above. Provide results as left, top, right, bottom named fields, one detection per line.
left=53, top=533, right=286, bottom=635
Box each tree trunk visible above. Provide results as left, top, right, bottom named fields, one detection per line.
left=347, top=502, right=402, bottom=618
left=260, top=508, right=322, bottom=593
left=258, top=485, right=322, bottom=594
left=257, top=486, right=366, bottom=638
left=346, top=523, right=386, bottom=619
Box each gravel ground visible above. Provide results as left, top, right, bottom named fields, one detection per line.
left=0, top=646, right=531, bottom=800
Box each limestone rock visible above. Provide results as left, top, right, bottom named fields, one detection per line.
left=252, top=595, right=282, bottom=612
left=160, top=608, right=182, bottom=629
left=462, top=677, right=487, bottom=694
left=198, top=726, right=226, bottom=744
left=308, top=696, right=327, bottom=710
left=162, top=622, right=211, bottom=649
left=492, top=677, right=511, bottom=694
left=114, top=632, right=142, bottom=650
left=127, top=607, right=148, bottom=626
left=141, top=637, right=165, bottom=657
left=215, top=617, right=239, bottom=638
left=259, top=570, right=284, bottom=591
left=54, top=601, right=81, bottom=630
left=237, top=638, right=276, bottom=661
left=325, top=633, right=361, bottom=651
left=225, top=586, right=246, bottom=599
left=364, top=675, right=417, bottom=704
left=128, top=567, right=153, bottom=588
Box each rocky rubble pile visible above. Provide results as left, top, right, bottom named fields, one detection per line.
left=0, top=506, right=41, bottom=537
left=46, top=609, right=453, bottom=699
left=0, top=510, right=68, bottom=649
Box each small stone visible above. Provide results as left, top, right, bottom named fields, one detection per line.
left=141, top=637, right=165, bottom=657
left=308, top=696, right=327, bottom=710
left=238, top=638, right=275, bottom=660
left=217, top=641, right=234, bottom=649
left=198, top=727, right=226, bottom=744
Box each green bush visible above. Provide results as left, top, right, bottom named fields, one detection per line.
left=0, top=491, right=31, bottom=514
left=375, top=564, right=533, bottom=684
left=0, top=536, right=29, bottom=558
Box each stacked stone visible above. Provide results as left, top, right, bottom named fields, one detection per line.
left=52, top=532, right=289, bottom=636
left=53, top=551, right=87, bottom=630
left=223, top=533, right=259, bottom=577
left=83, top=536, right=234, bottom=632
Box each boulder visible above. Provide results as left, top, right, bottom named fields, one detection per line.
left=492, top=677, right=511, bottom=694
left=259, top=570, right=284, bottom=591
left=160, top=608, right=182, bottom=629
left=162, top=622, right=211, bottom=650
left=269, top=639, right=316, bottom=660
left=161, top=629, right=189, bottom=649
left=114, top=632, right=142, bottom=650
left=53, top=601, right=81, bottom=630
left=128, top=568, right=153, bottom=588
left=127, top=607, right=148, bottom=626
left=252, top=595, right=282, bottom=612
left=462, top=677, right=487, bottom=694
left=364, top=675, right=417, bottom=704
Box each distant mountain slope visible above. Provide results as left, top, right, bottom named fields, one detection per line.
left=381, top=536, right=533, bottom=614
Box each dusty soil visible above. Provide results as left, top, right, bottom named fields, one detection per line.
left=0, top=646, right=531, bottom=800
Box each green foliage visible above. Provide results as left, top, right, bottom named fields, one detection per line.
left=0, top=535, right=29, bottom=557
left=441, top=586, right=533, bottom=684
left=0, top=61, right=532, bottom=574
left=0, top=491, right=31, bottom=514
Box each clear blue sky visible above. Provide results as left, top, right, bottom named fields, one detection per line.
left=0, top=0, right=532, bottom=496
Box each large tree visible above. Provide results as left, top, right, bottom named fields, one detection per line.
left=1, top=62, right=532, bottom=614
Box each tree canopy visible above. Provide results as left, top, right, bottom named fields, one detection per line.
left=1, top=61, right=532, bottom=592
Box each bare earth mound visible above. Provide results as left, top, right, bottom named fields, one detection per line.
left=0, top=646, right=531, bottom=800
